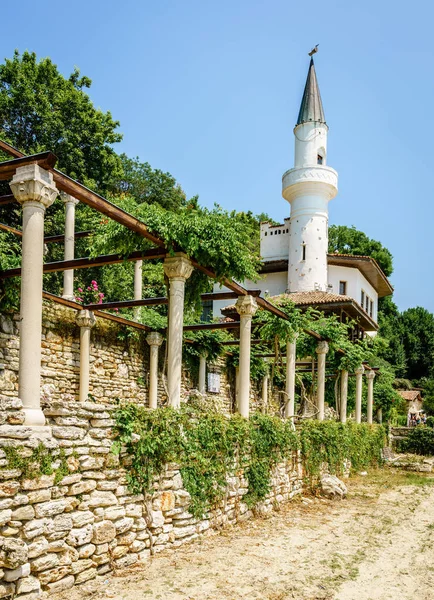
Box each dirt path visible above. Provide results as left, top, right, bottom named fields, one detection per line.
left=54, top=471, right=434, bottom=600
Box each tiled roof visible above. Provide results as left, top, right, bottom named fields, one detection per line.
left=397, top=390, right=422, bottom=401
left=271, top=291, right=354, bottom=306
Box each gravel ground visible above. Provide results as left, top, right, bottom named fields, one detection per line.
left=53, top=470, right=434, bottom=600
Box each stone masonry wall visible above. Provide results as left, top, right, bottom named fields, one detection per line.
left=0, top=396, right=302, bottom=598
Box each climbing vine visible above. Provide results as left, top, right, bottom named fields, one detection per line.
left=2, top=444, right=73, bottom=484
left=113, top=402, right=386, bottom=518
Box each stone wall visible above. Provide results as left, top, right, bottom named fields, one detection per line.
left=0, top=303, right=269, bottom=413
left=0, top=396, right=301, bottom=598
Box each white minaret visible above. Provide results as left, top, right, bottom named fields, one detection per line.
left=282, top=56, right=338, bottom=293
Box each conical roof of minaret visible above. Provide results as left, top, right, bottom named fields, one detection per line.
left=296, top=57, right=326, bottom=126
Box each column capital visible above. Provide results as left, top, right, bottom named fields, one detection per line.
left=163, top=253, right=194, bottom=281
left=60, top=191, right=79, bottom=206
left=235, top=294, right=258, bottom=318
left=146, top=332, right=164, bottom=347
left=76, top=309, right=96, bottom=329
left=10, top=165, right=57, bottom=209
left=355, top=365, right=365, bottom=375
left=366, top=370, right=376, bottom=380
left=315, top=340, right=329, bottom=355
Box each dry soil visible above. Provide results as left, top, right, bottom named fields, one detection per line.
left=53, top=470, right=434, bottom=600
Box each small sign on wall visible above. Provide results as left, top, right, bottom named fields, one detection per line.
left=207, top=372, right=221, bottom=394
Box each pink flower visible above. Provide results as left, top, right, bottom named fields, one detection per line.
left=78, top=287, right=83, bottom=293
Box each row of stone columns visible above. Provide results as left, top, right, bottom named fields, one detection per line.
left=9, top=163, right=377, bottom=424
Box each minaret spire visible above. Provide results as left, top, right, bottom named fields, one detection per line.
left=296, top=57, right=326, bottom=126
left=282, top=52, right=338, bottom=294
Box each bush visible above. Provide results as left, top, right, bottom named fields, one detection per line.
left=400, top=427, right=434, bottom=455
left=426, top=416, right=434, bottom=429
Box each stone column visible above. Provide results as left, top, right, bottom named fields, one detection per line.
left=315, top=341, right=329, bottom=421
left=163, top=253, right=193, bottom=408
left=355, top=365, right=365, bottom=424
left=261, top=370, right=269, bottom=413
left=146, top=332, right=163, bottom=409
left=133, top=260, right=143, bottom=320
left=60, top=192, right=79, bottom=300
left=235, top=295, right=258, bottom=418
left=340, top=370, right=349, bottom=423
left=377, top=407, right=383, bottom=424
left=235, top=365, right=240, bottom=411
left=10, top=165, right=58, bottom=426
left=366, top=370, right=376, bottom=424
left=284, top=334, right=298, bottom=420
left=76, top=310, right=96, bottom=402
left=198, top=353, right=207, bottom=394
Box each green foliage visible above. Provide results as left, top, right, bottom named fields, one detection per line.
left=299, top=421, right=386, bottom=478
left=113, top=402, right=385, bottom=518
left=400, top=307, right=434, bottom=380
left=399, top=427, right=434, bottom=456
left=2, top=444, right=71, bottom=483
left=113, top=154, right=188, bottom=211
left=328, top=225, right=393, bottom=277
left=244, top=414, right=298, bottom=506
left=0, top=50, right=122, bottom=190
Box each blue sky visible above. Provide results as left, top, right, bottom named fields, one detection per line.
left=0, top=0, right=432, bottom=312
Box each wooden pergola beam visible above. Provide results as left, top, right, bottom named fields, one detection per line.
left=183, top=321, right=241, bottom=332
left=0, top=222, right=21, bottom=236
left=0, top=194, right=16, bottom=206
left=0, top=248, right=167, bottom=279
left=44, top=230, right=92, bottom=244
left=42, top=291, right=151, bottom=331
left=0, top=151, right=57, bottom=180
left=83, top=290, right=262, bottom=311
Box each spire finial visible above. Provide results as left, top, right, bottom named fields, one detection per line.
left=296, top=50, right=325, bottom=126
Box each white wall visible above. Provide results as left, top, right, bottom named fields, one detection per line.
left=260, top=220, right=290, bottom=261
left=328, top=265, right=378, bottom=323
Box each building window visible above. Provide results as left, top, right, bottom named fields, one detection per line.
left=200, top=300, right=213, bottom=323
left=370, top=300, right=373, bottom=318
left=361, top=290, right=365, bottom=306
left=365, top=296, right=369, bottom=312
left=317, top=154, right=323, bottom=165
left=301, top=244, right=306, bottom=261
left=339, top=281, right=347, bottom=295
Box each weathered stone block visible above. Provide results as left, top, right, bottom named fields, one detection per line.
left=21, top=475, right=55, bottom=490
left=114, top=517, right=133, bottom=534
left=0, top=510, right=11, bottom=526
left=45, top=575, right=75, bottom=594
left=68, top=480, right=96, bottom=495
left=87, top=491, right=117, bottom=507
left=104, top=506, right=125, bottom=521
left=3, top=561, right=31, bottom=581
left=30, top=552, right=59, bottom=572
left=35, top=499, right=70, bottom=518
left=78, top=543, right=96, bottom=558
left=11, top=505, right=35, bottom=521
left=0, top=481, right=20, bottom=497
left=0, top=582, right=15, bottom=598
left=67, top=524, right=93, bottom=547
left=38, top=565, right=71, bottom=585
left=92, top=520, right=116, bottom=544
left=0, top=536, right=28, bottom=569
left=71, top=511, right=94, bottom=528
left=75, top=567, right=97, bottom=584
left=69, top=558, right=94, bottom=575
left=15, top=575, right=40, bottom=595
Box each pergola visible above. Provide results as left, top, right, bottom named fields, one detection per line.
left=0, top=139, right=377, bottom=427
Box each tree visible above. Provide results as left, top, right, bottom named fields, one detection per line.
left=0, top=50, right=123, bottom=191
left=400, top=307, right=434, bottom=381
left=328, top=225, right=393, bottom=277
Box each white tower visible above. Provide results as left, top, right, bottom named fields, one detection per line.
left=282, top=57, right=338, bottom=293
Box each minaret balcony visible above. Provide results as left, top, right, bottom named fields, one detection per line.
left=282, top=165, right=338, bottom=203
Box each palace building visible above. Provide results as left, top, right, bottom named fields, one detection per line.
left=213, top=56, right=393, bottom=336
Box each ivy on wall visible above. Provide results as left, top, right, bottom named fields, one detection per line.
left=2, top=444, right=73, bottom=483
left=113, top=402, right=386, bottom=518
